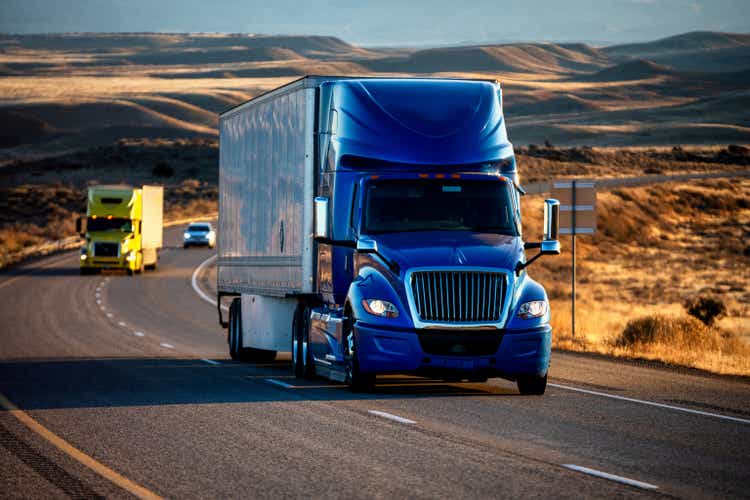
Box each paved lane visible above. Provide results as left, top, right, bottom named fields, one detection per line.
left=0, top=224, right=748, bottom=498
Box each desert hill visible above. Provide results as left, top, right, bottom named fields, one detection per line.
left=0, top=30, right=748, bottom=154
left=604, top=31, right=750, bottom=72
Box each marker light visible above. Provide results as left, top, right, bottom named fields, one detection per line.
left=362, top=299, right=399, bottom=319
left=517, top=300, right=548, bottom=320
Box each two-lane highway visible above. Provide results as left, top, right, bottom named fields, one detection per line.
left=1, top=225, right=748, bottom=498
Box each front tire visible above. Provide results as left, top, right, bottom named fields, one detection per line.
left=517, top=374, right=547, bottom=395
left=342, top=308, right=374, bottom=392
left=291, top=304, right=315, bottom=379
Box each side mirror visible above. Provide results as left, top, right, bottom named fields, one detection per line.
left=314, top=197, right=329, bottom=240
left=76, top=216, right=86, bottom=237
left=542, top=199, right=561, bottom=255
left=356, top=237, right=378, bottom=253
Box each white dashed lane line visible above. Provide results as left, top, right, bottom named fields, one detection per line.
left=106, top=313, right=113, bottom=318
left=367, top=410, right=417, bottom=425
left=117, top=321, right=126, bottom=327
left=160, top=343, right=174, bottom=349
left=562, top=464, right=658, bottom=490
left=265, top=378, right=295, bottom=389
left=201, top=359, right=220, bottom=366
left=133, top=332, right=145, bottom=337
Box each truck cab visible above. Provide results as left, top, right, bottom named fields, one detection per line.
left=78, top=185, right=163, bottom=275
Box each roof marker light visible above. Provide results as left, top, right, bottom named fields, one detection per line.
left=451, top=174, right=461, bottom=179
left=418, top=174, right=429, bottom=178
left=435, top=174, right=445, bottom=179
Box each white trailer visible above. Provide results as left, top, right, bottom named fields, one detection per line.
left=217, top=78, right=317, bottom=361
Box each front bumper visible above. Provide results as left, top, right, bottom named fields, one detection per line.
left=184, top=236, right=211, bottom=246
left=354, top=322, right=551, bottom=378
left=80, top=256, right=129, bottom=270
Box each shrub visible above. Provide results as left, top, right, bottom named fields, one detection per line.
left=683, top=295, right=727, bottom=326
left=152, top=161, right=174, bottom=178
left=617, top=315, right=719, bottom=350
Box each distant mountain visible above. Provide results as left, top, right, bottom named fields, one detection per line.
left=364, top=42, right=609, bottom=74
left=604, top=31, right=750, bottom=72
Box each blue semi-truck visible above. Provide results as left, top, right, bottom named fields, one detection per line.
left=217, top=76, right=560, bottom=394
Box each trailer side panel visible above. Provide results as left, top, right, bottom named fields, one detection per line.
left=218, top=86, right=314, bottom=297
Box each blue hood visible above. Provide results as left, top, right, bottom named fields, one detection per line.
left=372, top=231, right=522, bottom=273
left=329, top=79, right=513, bottom=167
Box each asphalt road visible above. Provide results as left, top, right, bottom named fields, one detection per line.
left=0, top=225, right=748, bottom=499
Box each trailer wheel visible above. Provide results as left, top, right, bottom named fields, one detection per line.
left=228, top=299, right=242, bottom=361
left=517, top=374, right=547, bottom=395
left=229, top=298, right=278, bottom=363
left=343, top=308, right=374, bottom=392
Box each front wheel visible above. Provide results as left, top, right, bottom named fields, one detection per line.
left=342, top=310, right=374, bottom=392
left=517, top=374, right=547, bottom=395
left=291, top=305, right=314, bottom=379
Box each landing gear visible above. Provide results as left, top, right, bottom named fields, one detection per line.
left=228, top=298, right=277, bottom=362
left=517, top=374, right=547, bottom=395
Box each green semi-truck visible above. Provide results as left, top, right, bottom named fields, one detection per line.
left=77, top=185, right=163, bottom=275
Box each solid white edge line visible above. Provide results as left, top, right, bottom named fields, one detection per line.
left=159, top=343, right=174, bottom=349
left=200, top=359, right=220, bottom=366
left=265, top=378, right=295, bottom=389
left=562, top=464, right=658, bottom=490
left=549, top=383, right=750, bottom=425
left=368, top=410, right=416, bottom=425
left=191, top=254, right=228, bottom=311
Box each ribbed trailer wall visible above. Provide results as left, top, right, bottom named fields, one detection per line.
left=218, top=81, right=315, bottom=297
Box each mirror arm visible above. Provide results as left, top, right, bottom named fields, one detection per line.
left=316, top=237, right=400, bottom=274
left=515, top=252, right=543, bottom=276
left=524, top=241, right=541, bottom=250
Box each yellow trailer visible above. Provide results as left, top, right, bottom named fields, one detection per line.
left=77, top=185, right=163, bottom=275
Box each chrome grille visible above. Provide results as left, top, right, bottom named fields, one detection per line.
left=94, top=242, right=119, bottom=258
left=410, top=270, right=506, bottom=323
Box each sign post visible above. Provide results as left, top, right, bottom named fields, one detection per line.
left=551, top=180, right=597, bottom=339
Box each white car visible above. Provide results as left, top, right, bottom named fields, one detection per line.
left=183, top=222, right=216, bottom=248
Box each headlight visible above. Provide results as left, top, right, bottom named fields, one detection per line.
left=126, top=251, right=137, bottom=262
left=361, top=299, right=399, bottom=319
left=80, top=247, right=87, bottom=260
left=184, top=232, right=191, bottom=239
left=517, top=300, right=547, bottom=319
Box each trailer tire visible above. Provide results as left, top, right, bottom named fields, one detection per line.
left=229, top=298, right=277, bottom=363
left=517, top=374, right=547, bottom=395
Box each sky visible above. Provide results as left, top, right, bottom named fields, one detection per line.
left=1, top=0, right=749, bottom=47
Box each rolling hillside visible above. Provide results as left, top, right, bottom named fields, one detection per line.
left=0, top=30, right=749, bottom=155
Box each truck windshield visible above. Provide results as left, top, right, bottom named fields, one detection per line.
left=87, top=217, right=132, bottom=232
left=363, top=179, right=517, bottom=235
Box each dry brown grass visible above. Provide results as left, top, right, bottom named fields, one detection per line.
left=523, top=178, right=750, bottom=375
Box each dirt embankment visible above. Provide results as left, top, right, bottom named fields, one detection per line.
left=521, top=176, right=750, bottom=375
